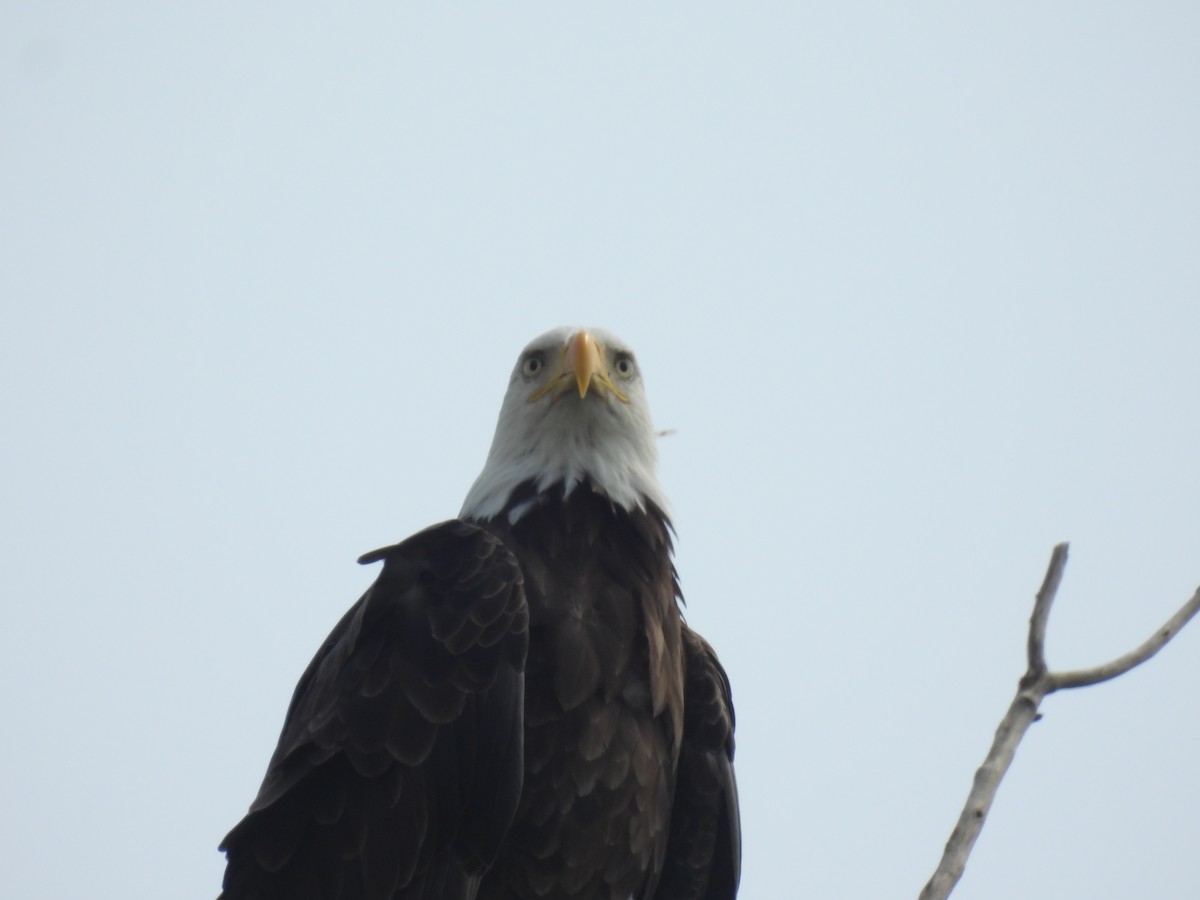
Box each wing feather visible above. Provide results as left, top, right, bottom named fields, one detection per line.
left=219, top=520, right=528, bottom=900
left=656, top=627, right=741, bottom=900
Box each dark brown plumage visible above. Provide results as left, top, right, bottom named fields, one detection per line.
left=220, top=521, right=529, bottom=899
left=219, top=328, right=739, bottom=900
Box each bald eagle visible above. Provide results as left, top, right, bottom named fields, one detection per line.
left=219, top=327, right=740, bottom=900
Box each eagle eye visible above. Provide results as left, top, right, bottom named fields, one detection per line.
left=522, top=354, right=544, bottom=378
left=613, top=354, right=636, bottom=378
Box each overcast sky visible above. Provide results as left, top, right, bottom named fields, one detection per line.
left=3, top=4, right=1199, bottom=898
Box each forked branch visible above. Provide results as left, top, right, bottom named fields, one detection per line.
left=918, top=543, right=1200, bottom=900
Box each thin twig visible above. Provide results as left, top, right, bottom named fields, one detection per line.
left=918, top=546, right=1200, bottom=900
left=1049, top=586, right=1200, bottom=691
left=1026, top=542, right=1069, bottom=678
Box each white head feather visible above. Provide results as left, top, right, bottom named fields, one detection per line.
left=460, top=326, right=668, bottom=523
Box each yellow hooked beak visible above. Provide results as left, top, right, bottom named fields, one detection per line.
left=529, top=330, right=629, bottom=404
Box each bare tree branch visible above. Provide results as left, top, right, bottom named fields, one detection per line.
left=1025, top=542, right=1068, bottom=679
left=1048, top=586, right=1200, bottom=691
left=918, top=544, right=1200, bottom=900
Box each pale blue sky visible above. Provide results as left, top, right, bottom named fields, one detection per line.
left=3, top=4, right=1199, bottom=898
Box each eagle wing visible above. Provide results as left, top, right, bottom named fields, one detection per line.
left=219, top=520, right=528, bottom=900
left=656, top=627, right=741, bottom=900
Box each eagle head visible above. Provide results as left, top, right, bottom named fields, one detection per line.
left=460, top=326, right=667, bottom=523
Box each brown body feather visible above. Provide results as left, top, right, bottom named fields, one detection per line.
left=219, top=481, right=737, bottom=900
left=474, top=483, right=684, bottom=900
